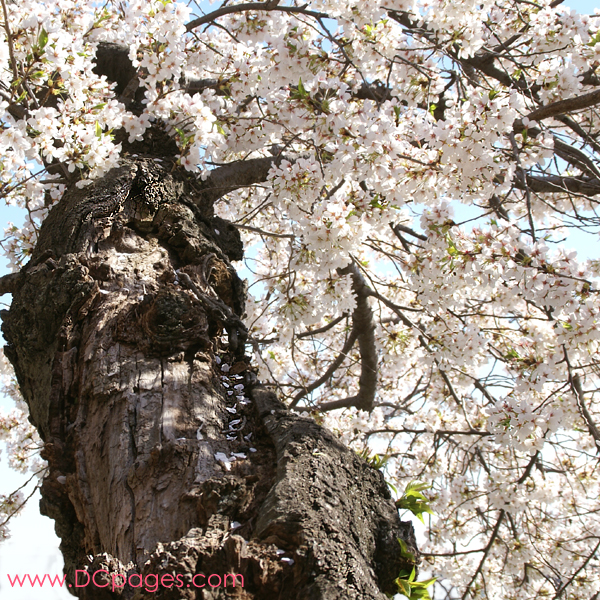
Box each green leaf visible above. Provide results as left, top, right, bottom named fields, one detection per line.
left=410, top=586, right=433, bottom=600
left=93, top=11, right=112, bottom=28
left=297, top=77, right=307, bottom=98
left=396, top=481, right=434, bottom=524
left=412, top=578, right=437, bottom=588
left=95, top=121, right=102, bottom=139
left=395, top=577, right=412, bottom=597
left=405, top=481, right=431, bottom=494
left=368, top=453, right=389, bottom=469
left=446, top=237, right=459, bottom=256
left=395, top=566, right=436, bottom=600
left=397, top=538, right=416, bottom=563
left=38, top=28, right=49, bottom=51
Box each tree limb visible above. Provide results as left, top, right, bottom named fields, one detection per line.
left=296, top=313, right=348, bottom=339
left=291, top=263, right=379, bottom=412
left=517, top=173, right=600, bottom=196
left=0, top=272, right=20, bottom=295
left=516, top=451, right=540, bottom=485
left=0, top=0, right=21, bottom=100
left=572, top=374, right=600, bottom=454
left=233, top=223, right=295, bottom=239
left=391, top=223, right=427, bottom=241
left=197, top=155, right=283, bottom=205
left=289, top=328, right=359, bottom=408
left=557, top=115, right=600, bottom=156
left=553, top=138, right=600, bottom=180
left=461, top=510, right=505, bottom=600
left=186, top=3, right=328, bottom=32
left=328, top=263, right=378, bottom=412
left=367, top=428, right=492, bottom=437
left=94, top=42, right=226, bottom=103
left=552, top=539, right=600, bottom=600
left=525, top=89, right=600, bottom=123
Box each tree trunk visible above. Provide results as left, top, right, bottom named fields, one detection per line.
left=2, top=157, right=417, bottom=599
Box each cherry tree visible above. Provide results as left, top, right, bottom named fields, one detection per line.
left=1, top=0, right=600, bottom=598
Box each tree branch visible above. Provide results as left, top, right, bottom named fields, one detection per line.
left=296, top=313, right=348, bottom=339
left=94, top=42, right=226, bottom=103
left=353, top=82, right=394, bottom=103
left=516, top=451, right=540, bottom=485
left=197, top=155, right=283, bottom=204
left=572, top=374, right=600, bottom=454
left=391, top=223, right=427, bottom=241
left=552, top=539, right=600, bottom=600
left=93, top=42, right=138, bottom=98
left=329, top=263, right=378, bottom=412
left=233, top=223, right=295, bottom=239
left=517, top=173, right=600, bottom=196
left=461, top=510, right=505, bottom=600
left=510, top=133, right=536, bottom=241
left=422, top=547, right=488, bottom=557
left=557, top=115, right=600, bottom=156
left=291, top=262, right=379, bottom=412
left=0, top=0, right=21, bottom=99
left=289, top=328, right=359, bottom=408
left=185, top=3, right=328, bottom=32
left=525, top=89, right=600, bottom=123
left=553, top=138, right=600, bottom=180
left=367, top=428, right=492, bottom=437
left=0, top=272, right=20, bottom=295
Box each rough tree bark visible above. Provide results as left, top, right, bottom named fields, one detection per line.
left=1, top=152, right=417, bottom=599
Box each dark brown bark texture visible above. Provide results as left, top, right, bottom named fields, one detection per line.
left=2, top=157, right=417, bottom=599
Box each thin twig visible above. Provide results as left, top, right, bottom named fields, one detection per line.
left=0, top=475, right=44, bottom=530
left=572, top=374, right=600, bottom=454
left=296, top=313, right=348, bottom=339
left=0, top=0, right=20, bottom=98
left=233, top=223, right=295, bottom=239
left=510, top=133, right=536, bottom=242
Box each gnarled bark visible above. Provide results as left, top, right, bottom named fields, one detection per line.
left=2, top=157, right=417, bottom=599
